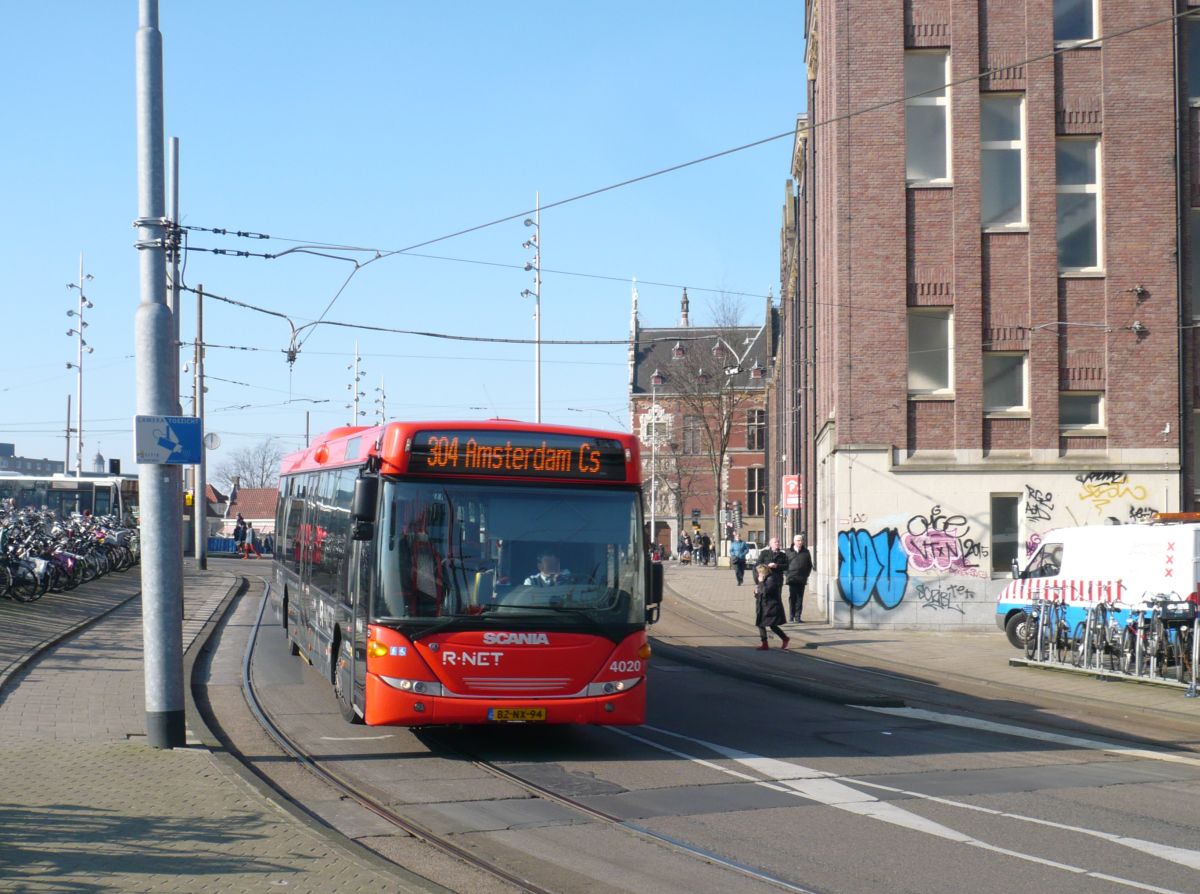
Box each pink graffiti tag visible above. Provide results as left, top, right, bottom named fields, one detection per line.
left=1025, top=532, right=1043, bottom=557
left=902, top=505, right=985, bottom=574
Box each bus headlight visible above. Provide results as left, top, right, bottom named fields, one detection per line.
left=586, top=677, right=642, bottom=697
left=380, top=676, right=445, bottom=696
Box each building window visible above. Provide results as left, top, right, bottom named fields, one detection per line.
left=1057, top=138, right=1102, bottom=272
left=905, top=51, right=951, bottom=183
left=908, top=309, right=953, bottom=395
left=746, top=410, right=766, bottom=450
left=640, top=405, right=670, bottom=445
left=981, top=94, right=1026, bottom=228
left=1054, top=0, right=1097, bottom=44
left=1190, top=211, right=1200, bottom=320
left=683, top=415, right=703, bottom=454
left=1188, top=17, right=1200, bottom=101
left=991, top=494, right=1020, bottom=575
left=747, top=467, right=766, bottom=516
left=983, top=353, right=1027, bottom=412
left=1060, top=393, right=1103, bottom=429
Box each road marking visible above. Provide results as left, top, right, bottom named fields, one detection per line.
left=859, top=705, right=1200, bottom=769
left=611, top=725, right=1194, bottom=894
left=320, top=735, right=394, bottom=741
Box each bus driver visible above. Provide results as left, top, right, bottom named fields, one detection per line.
left=524, top=553, right=573, bottom=586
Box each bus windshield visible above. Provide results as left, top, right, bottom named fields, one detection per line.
left=376, top=481, right=645, bottom=626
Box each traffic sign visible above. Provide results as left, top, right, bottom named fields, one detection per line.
left=135, top=415, right=202, bottom=465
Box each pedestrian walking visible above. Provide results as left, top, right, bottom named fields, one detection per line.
left=756, top=536, right=787, bottom=585
left=785, top=533, right=814, bottom=623
left=233, top=514, right=246, bottom=556
left=699, top=531, right=712, bottom=566
left=243, top=521, right=262, bottom=559
left=729, top=531, right=749, bottom=585
left=752, top=563, right=789, bottom=650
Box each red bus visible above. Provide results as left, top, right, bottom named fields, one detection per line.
left=273, top=420, right=663, bottom=726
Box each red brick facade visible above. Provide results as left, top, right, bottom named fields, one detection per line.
left=771, top=1, right=1191, bottom=627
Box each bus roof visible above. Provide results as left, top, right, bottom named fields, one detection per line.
left=280, top=419, right=642, bottom=486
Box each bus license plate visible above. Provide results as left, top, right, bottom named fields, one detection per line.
left=488, top=707, right=546, bottom=722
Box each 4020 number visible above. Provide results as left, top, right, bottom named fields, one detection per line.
left=608, top=660, right=642, bottom=674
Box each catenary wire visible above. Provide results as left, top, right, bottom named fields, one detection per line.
left=180, top=7, right=1192, bottom=344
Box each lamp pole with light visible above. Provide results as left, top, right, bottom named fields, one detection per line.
left=649, top=369, right=664, bottom=558
left=66, top=253, right=95, bottom=477
left=522, top=193, right=541, bottom=422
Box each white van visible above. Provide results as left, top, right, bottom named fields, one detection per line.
left=995, top=521, right=1200, bottom=647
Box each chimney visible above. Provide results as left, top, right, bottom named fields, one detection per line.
left=680, top=288, right=690, bottom=328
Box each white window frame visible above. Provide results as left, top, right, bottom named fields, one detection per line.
left=990, top=493, right=1022, bottom=577
left=1059, top=392, right=1105, bottom=432
left=1054, top=0, right=1100, bottom=48
left=983, top=352, right=1028, bottom=414
left=1056, top=137, right=1104, bottom=274
left=905, top=51, right=952, bottom=186
left=907, top=308, right=954, bottom=397
left=980, top=94, right=1027, bottom=230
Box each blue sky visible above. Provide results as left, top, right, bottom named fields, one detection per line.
left=0, top=2, right=806, bottom=472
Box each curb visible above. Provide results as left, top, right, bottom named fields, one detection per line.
left=184, top=577, right=453, bottom=893
left=0, top=577, right=142, bottom=696
left=655, top=577, right=905, bottom=707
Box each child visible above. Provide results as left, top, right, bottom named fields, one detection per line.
left=753, top=563, right=789, bottom=650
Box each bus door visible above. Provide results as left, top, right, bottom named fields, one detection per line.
left=348, top=538, right=371, bottom=710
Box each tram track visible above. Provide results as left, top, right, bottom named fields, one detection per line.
left=236, top=580, right=824, bottom=894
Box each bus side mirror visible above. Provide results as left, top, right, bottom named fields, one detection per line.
left=1011, top=558, right=1020, bottom=579
left=646, top=560, right=663, bottom=624
left=351, top=476, right=378, bottom=541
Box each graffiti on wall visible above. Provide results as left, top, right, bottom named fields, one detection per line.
left=837, top=528, right=909, bottom=609
left=1025, top=486, right=1054, bottom=522
left=901, top=505, right=987, bottom=576
left=914, top=582, right=976, bottom=614
left=1025, top=532, right=1042, bottom=557
left=1076, top=471, right=1147, bottom=513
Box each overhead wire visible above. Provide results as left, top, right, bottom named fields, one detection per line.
left=177, top=6, right=1193, bottom=347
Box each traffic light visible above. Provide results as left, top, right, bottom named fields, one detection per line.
left=184, top=490, right=194, bottom=507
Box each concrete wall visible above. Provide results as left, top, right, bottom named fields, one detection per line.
left=813, top=442, right=1178, bottom=629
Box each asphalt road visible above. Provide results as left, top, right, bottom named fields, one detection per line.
left=200, top=580, right=1200, bottom=894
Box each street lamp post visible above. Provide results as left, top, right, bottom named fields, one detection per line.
left=649, top=370, right=664, bottom=558
left=522, top=193, right=541, bottom=422
left=66, top=254, right=95, bottom=477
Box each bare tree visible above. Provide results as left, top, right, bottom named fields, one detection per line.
left=667, top=301, right=765, bottom=554
left=654, top=438, right=709, bottom=545
left=213, top=438, right=285, bottom=491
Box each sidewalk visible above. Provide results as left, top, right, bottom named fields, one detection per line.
left=655, top=562, right=1200, bottom=747
left=0, top=563, right=444, bottom=894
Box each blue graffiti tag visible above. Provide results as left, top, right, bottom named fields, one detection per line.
left=837, top=528, right=910, bottom=609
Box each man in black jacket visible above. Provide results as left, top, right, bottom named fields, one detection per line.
left=785, top=533, right=814, bottom=623
left=756, top=536, right=788, bottom=586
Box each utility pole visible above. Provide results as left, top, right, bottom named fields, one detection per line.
left=194, top=284, right=207, bottom=570
left=134, top=0, right=185, bottom=749
left=66, top=253, right=94, bottom=477
left=168, top=137, right=181, bottom=415
left=346, top=341, right=365, bottom=424
left=64, top=395, right=72, bottom=472
left=521, top=194, right=541, bottom=422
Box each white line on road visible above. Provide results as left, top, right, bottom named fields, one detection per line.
left=611, top=725, right=1194, bottom=894
left=857, top=705, right=1200, bottom=769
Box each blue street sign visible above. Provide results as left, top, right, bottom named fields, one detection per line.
left=134, top=415, right=203, bottom=465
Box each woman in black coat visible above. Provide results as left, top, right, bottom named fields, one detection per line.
left=753, top=563, right=790, bottom=650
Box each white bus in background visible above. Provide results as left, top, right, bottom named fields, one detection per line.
left=0, top=472, right=139, bottom=521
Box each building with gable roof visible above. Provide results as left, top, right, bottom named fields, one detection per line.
left=628, top=286, right=773, bottom=558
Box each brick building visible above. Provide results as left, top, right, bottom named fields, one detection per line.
left=777, top=1, right=1194, bottom=628
left=629, top=287, right=772, bottom=557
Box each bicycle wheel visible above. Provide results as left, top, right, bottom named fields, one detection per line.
left=0, top=561, right=12, bottom=598
left=8, top=563, right=42, bottom=603
left=1071, top=621, right=1088, bottom=667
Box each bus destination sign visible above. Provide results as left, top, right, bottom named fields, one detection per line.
left=409, top=430, right=628, bottom=481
